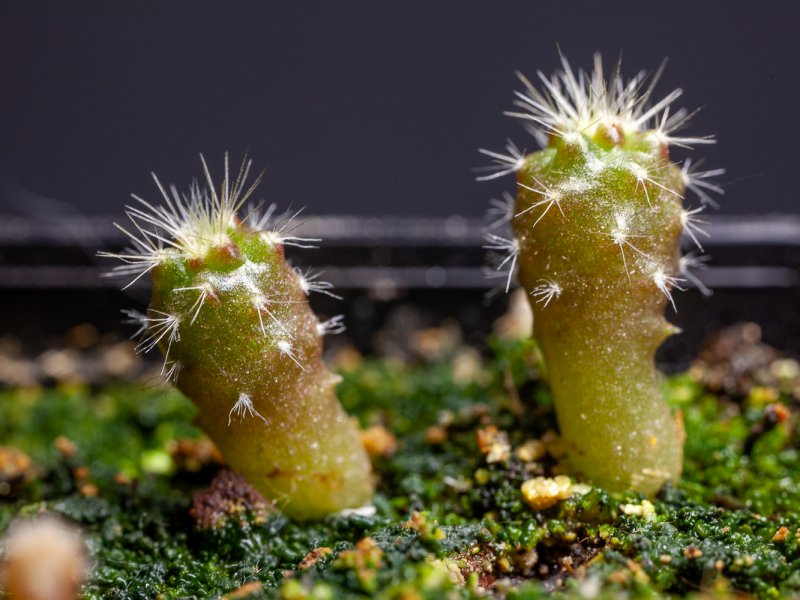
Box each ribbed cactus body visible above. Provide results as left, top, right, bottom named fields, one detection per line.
left=482, top=55, right=721, bottom=494
left=514, top=131, right=685, bottom=493
left=106, top=157, right=373, bottom=520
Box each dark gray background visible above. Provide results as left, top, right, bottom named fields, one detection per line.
left=0, top=1, right=797, bottom=217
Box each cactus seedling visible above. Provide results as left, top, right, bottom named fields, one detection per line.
left=103, top=156, right=373, bottom=520
left=481, top=54, right=723, bottom=494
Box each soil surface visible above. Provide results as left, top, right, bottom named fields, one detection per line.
left=1, top=322, right=800, bottom=599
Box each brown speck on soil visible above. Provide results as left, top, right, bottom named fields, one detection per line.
left=72, top=466, right=90, bottom=482
left=743, top=402, right=791, bottom=455
left=190, top=470, right=274, bottom=529
left=512, top=539, right=604, bottom=592
left=409, top=322, right=463, bottom=362
left=360, top=425, right=398, bottom=458
left=451, top=532, right=604, bottom=592
left=452, top=347, right=484, bottom=384
left=683, top=547, right=703, bottom=559
left=79, top=483, right=98, bottom=497
left=477, top=425, right=511, bottom=463
left=516, top=439, right=547, bottom=462
left=168, top=437, right=224, bottom=472
left=373, top=307, right=465, bottom=364
left=298, top=547, right=332, bottom=570
left=606, top=570, right=630, bottom=585
left=54, top=436, right=77, bottom=459
left=541, top=430, right=566, bottom=459
left=334, top=537, right=384, bottom=588
left=113, top=472, right=132, bottom=485
left=454, top=545, right=498, bottom=590
left=0, top=447, right=34, bottom=497
left=224, top=581, right=263, bottom=599
left=425, top=425, right=448, bottom=445
left=772, top=526, right=790, bottom=542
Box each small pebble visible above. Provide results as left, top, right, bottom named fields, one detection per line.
left=515, top=439, right=546, bottom=462
left=520, top=476, right=573, bottom=511
left=772, top=526, right=789, bottom=542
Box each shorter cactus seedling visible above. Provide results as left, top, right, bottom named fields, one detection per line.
left=103, top=156, right=373, bottom=520
left=481, top=54, right=723, bottom=494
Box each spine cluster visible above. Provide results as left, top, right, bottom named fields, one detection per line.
left=103, top=156, right=373, bottom=520
left=481, top=54, right=723, bottom=493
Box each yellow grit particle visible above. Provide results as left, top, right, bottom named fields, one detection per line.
left=515, top=439, right=546, bottom=462
left=520, top=475, right=573, bottom=510
left=619, top=500, right=656, bottom=519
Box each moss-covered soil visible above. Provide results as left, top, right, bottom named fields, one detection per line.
left=2, top=328, right=800, bottom=599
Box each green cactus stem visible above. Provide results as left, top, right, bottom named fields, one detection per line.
left=480, top=54, right=723, bottom=494
left=103, top=156, right=373, bottom=520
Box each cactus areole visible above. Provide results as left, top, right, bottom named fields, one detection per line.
left=481, top=54, right=723, bottom=494
left=103, top=157, right=373, bottom=520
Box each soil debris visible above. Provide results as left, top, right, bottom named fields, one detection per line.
left=360, top=425, right=398, bottom=458
left=743, top=402, right=790, bottom=455
left=476, top=425, right=511, bottom=463
left=298, top=547, right=332, bottom=571
left=0, top=446, right=34, bottom=497
left=520, top=476, right=573, bottom=511
left=690, top=323, right=786, bottom=397
left=190, top=470, right=274, bottom=529
left=168, top=437, right=224, bottom=472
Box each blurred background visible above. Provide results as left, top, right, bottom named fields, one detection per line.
left=0, top=1, right=797, bottom=216
left=0, top=0, right=798, bottom=375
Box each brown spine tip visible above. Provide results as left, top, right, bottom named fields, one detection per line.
left=660, top=142, right=670, bottom=162
left=188, top=257, right=206, bottom=271
left=207, top=242, right=243, bottom=269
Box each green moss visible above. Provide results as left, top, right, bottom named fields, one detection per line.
left=1, top=338, right=799, bottom=598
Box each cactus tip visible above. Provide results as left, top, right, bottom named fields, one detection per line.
left=479, top=52, right=727, bottom=493
left=103, top=155, right=373, bottom=518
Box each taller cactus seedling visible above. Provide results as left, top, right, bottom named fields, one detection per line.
left=103, top=156, right=373, bottom=520
left=480, top=54, right=723, bottom=494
